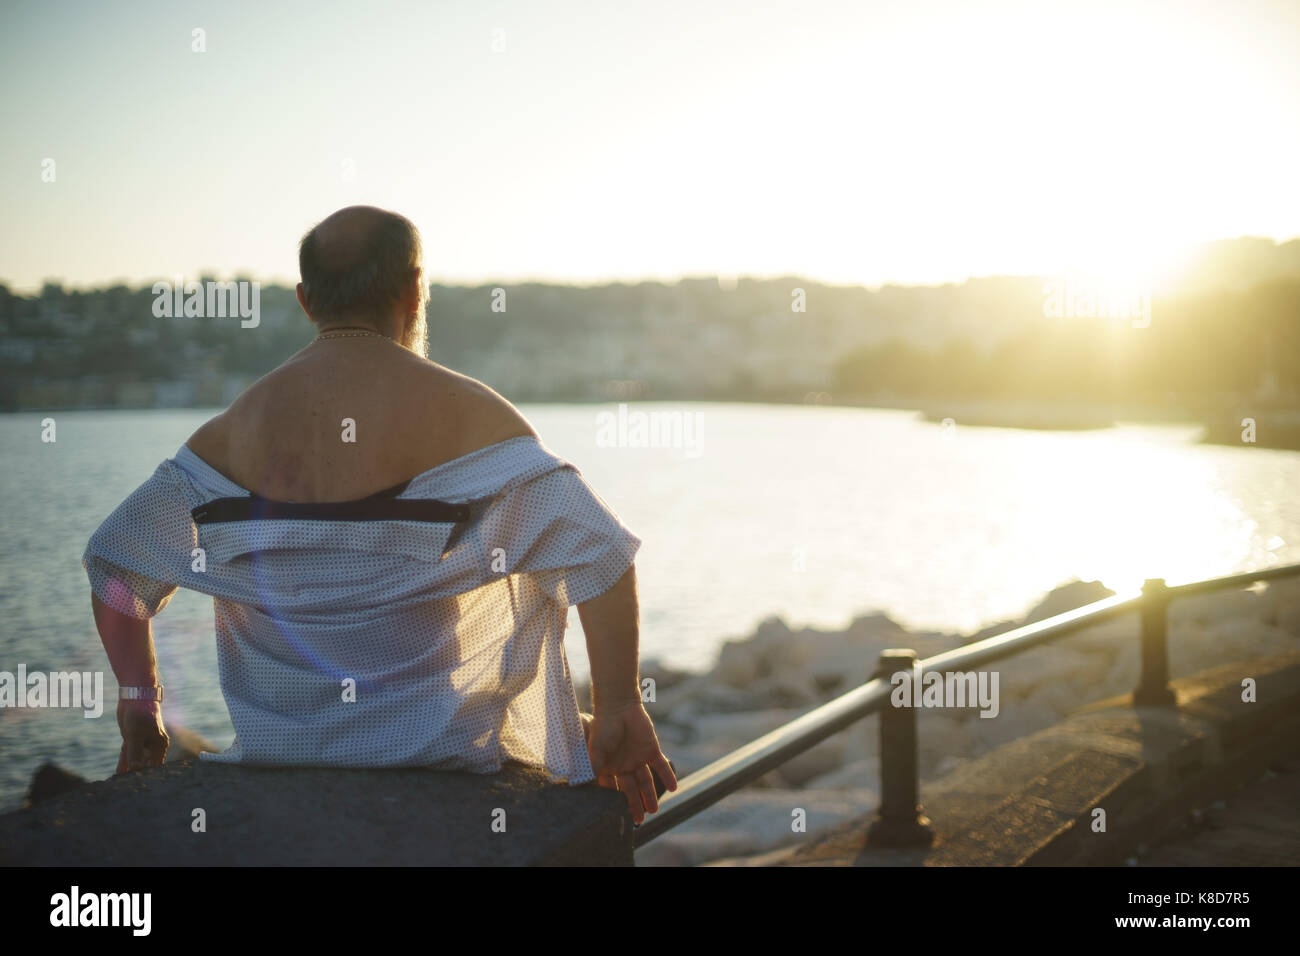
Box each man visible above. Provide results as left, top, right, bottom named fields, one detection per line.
left=84, top=205, right=675, bottom=824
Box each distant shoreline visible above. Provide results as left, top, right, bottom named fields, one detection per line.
left=8, top=396, right=1299, bottom=450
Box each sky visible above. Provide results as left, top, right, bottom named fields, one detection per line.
left=2, top=0, right=1299, bottom=292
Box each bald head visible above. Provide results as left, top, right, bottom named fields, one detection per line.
left=298, top=206, right=423, bottom=323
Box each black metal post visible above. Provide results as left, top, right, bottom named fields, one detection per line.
left=1133, top=578, right=1177, bottom=707
left=867, top=648, right=934, bottom=847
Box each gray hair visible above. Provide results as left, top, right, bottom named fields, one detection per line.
left=298, top=208, right=422, bottom=321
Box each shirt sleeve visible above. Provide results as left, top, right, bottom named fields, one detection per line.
left=82, top=461, right=199, bottom=620
left=480, top=465, right=642, bottom=607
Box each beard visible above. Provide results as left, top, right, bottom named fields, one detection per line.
left=401, top=301, right=429, bottom=357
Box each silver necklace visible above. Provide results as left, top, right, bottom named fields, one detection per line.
left=313, top=328, right=394, bottom=343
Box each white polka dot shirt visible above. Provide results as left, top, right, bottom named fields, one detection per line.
left=82, top=436, right=642, bottom=785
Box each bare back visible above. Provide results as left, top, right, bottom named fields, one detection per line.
left=186, top=338, right=535, bottom=502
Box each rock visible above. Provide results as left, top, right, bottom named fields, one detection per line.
left=646, top=708, right=807, bottom=778
left=773, top=722, right=877, bottom=787
left=715, top=639, right=760, bottom=688
left=633, top=786, right=877, bottom=867
left=1021, top=680, right=1086, bottom=720
left=660, top=745, right=726, bottom=780
left=23, top=722, right=216, bottom=807
left=1172, top=587, right=1262, bottom=628
left=1020, top=580, right=1117, bottom=624
left=803, top=637, right=871, bottom=692
left=657, top=677, right=785, bottom=716
left=839, top=611, right=916, bottom=651
left=1168, top=616, right=1299, bottom=680
left=1061, top=616, right=1134, bottom=655
left=917, top=713, right=980, bottom=773
left=0, top=760, right=632, bottom=866
left=648, top=717, right=693, bottom=748
left=747, top=674, right=817, bottom=708
left=772, top=738, right=848, bottom=787
left=26, top=763, right=87, bottom=805
left=688, top=709, right=808, bottom=750
left=638, top=658, right=693, bottom=694
left=803, top=757, right=880, bottom=792
left=993, top=647, right=1109, bottom=701
left=646, top=673, right=711, bottom=716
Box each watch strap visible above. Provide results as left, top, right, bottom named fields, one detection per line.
left=119, top=685, right=164, bottom=702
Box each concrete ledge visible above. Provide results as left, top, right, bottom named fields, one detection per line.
left=740, top=652, right=1300, bottom=866
left=0, top=760, right=634, bottom=866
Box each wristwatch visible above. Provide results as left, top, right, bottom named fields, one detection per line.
left=119, top=685, right=164, bottom=702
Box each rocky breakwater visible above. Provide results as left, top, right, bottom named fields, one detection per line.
left=622, top=575, right=1300, bottom=866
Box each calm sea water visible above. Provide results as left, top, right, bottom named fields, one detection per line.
left=1, top=403, right=1297, bottom=809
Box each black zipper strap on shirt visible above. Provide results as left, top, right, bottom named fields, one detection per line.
left=191, top=495, right=471, bottom=525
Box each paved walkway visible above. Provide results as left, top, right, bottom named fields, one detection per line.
left=1139, top=746, right=1300, bottom=867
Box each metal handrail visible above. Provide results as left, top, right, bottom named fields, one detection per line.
left=635, top=675, right=894, bottom=843
left=1165, top=563, right=1300, bottom=596
left=633, top=562, right=1300, bottom=847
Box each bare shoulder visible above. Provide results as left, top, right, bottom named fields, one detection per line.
left=182, top=365, right=284, bottom=473
left=420, top=361, right=537, bottom=450
left=184, top=411, right=232, bottom=471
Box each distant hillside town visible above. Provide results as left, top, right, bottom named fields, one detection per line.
left=2, top=239, right=1298, bottom=423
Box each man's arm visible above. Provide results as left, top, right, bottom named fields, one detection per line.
left=577, top=564, right=677, bottom=822
left=91, top=593, right=169, bottom=772
left=577, top=565, right=642, bottom=712
left=452, top=375, right=674, bottom=814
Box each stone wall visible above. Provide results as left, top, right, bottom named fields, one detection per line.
left=0, top=759, right=633, bottom=866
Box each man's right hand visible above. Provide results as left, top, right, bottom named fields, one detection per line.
left=585, top=701, right=677, bottom=824
left=115, top=699, right=169, bottom=773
